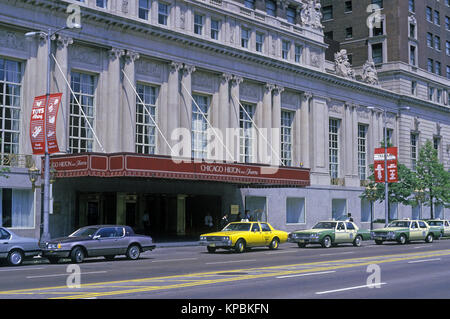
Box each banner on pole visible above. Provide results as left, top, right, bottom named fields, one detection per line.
left=30, top=93, right=62, bottom=155
left=373, top=147, right=398, bottom=183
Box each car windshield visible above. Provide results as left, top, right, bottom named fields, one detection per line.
left=222, top=223, right=251, bottom=231
left=388, top=221, right=410, bottom=228
left=428, top=221, right=443, bottom=226
left=69, top=227, right=99, bottom=237
left=313, top=222, right=337, bottom=229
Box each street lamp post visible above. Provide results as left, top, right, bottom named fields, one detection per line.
left=25, top=24, right=80, bottom=243
left=368, top=106, right=409, bottom=227
left=365, top=184, right=377, bottom=230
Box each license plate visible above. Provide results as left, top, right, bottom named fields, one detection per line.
left=297, top=240, right=305, bottom=243
left=209, top=243, right=216, bottom=247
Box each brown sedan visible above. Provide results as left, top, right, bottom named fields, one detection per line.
left=41, top=225, right=156, bottom=263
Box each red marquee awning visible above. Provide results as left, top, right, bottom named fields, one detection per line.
left=46, top=153, right=310, bottom=187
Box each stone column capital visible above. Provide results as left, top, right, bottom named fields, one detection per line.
left=302, top=91, right=313, bottom=101
left=170, top=61, right=183, bottom=73
left=125, top=50, right=140, bottom=64
left=55, top=34, right=73, bottom=50
left=265, top=83, right=275, bottom=93
left=182, top=64, right=196, bottom=77
left=273, top=85, right=284, bottom=95
left=108, top=48, right=125, bottom=61
left=221, top=73, right=233, bottom=84
left=231, top=75, right=243, bottom=86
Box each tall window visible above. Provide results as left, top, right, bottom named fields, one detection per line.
left=286, top=7, right=296, bottom=24
left=322, top=5, right=333, bottom=20
left=158, top=2, right=169, bottom=25
left=0, top=58, right=21, bottom=155
left=241, top=27, right=250, bottom=48
left=282, top=40, right=290, bottom=60
left=244, top=0, right=255, bottom=10
left=409, top=45, right=416, bottom=65
left=138, top=0, right=150, bottom=20
left=295, top=44, right=303, bottom=63
left=384, top=128, right=393, bottom=146
left=191, top=95, right=209, bottom=159
left=426, top=7, right=432, bottom=22
left=329, top=118, right=340, bottom=179
left=345, top=1, right=352, bottom=13
left=265, top=0, right=276, bottom=17
left=411, top=80, right=417, bottom=95
left=136, top=84, right=157, bottom=155
left=371, top=0, right=383, bottom=8
left=409, top=0, right=415, bottom=12
left=358, top=124, right=368, bottom=180
left=96, top=0, right=107, bottom=8
left=281, top=110, right=293, bottom=166
left=211, top=19, right=220, bottom=40
left=240, top=103, right=256, bottom=163
left=434, top=10, right=440, bottom=25
left=371, top=43, right=383, bottom=64
left=194, top=14, right=204, bottom=35
left=70, top=72, right=95, bottom=153
left=411, top=133, right=418, bottom=170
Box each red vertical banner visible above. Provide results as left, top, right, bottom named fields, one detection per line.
left=30, top=95, right=47, bottom=155
left=46, top=93, right=62, bottom=154
left=373, top=147, right=398, bottom=183
left=30, top=93, right=62, bottom=155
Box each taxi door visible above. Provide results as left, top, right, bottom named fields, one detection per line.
left=260, top=223, right=273, bottom=245
left=248, top=223, right=264, bottom=247
left=335, top=222, right=348, bottom=243
left=418, top=221, right=429, bottom=240
left=409, top=222, right=422, bottom=240
left=345, top=222, right=358, bottom=243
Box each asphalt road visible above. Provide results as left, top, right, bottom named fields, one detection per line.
left=1, top=239, right=450, bottom=300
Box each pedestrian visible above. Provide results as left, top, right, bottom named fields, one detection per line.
left=142, top=212, right=150, bottom=235
left=244, top=210, right=251, bottom=221
left=205, top=212, right=213, bottom=229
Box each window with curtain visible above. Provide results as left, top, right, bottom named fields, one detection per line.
left=286, top=197, right=305, bottom=224
left=136, top=83, right=157, bottom=155
left=0, top=188, right=34, bottom=228
left=191, top=94, right=209, bottom=159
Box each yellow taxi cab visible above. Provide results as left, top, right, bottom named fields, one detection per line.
left=199, top=221, right=288, bottom=253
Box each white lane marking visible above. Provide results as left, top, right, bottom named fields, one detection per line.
left=276, top=270, right=336, bottom=279
left=265, top=250, right=299, bottom=255
left=319, top=252, right=354, bottom=256
left=206, top=259, right=257, bottom=265
left=413, top=245, right=433, bottom=249
left=151, top=258, right=198, bottom=263
left=407, top=258, right=441, bottom=264
left=0, top=267, right=46, bottom=272
left=26, top=271, right=107, bottom=279
left=315, top=283, right=387, bottom=295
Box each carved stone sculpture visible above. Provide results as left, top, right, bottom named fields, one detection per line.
left=362, top=60, right=379, bottom=85
left=334, top=49, right=355, bottom=80
left=300, top=0, right=323, bottom=30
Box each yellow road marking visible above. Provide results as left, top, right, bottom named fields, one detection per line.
left=1, top=249, right=449, bottom=299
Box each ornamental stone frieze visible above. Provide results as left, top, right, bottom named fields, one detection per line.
left=300, top=0, right=323, bottom=30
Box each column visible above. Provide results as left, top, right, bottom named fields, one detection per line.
left=309, top=95, right=330, bottom=185
left=219, top=73, right=232, bottom=160
left=272, top=85, right=284, bottom=166
left=177, top=194, right=187, bottom=236
left=229, top=75, right=243, bottom=162
left=166, top=61, right=182, bottom=156
left=54, top=35, right=73, bottom=153
left=122, top=50, right=140, bottom=153
left=298, top=92, right=311, bottom=168
left=180, top=64, right=196, bottom=132
left=106, top=48, right=125, bottom=153
left=344, top=103, right=359, bottom=187
left=259, top=83, right=274, bottom=164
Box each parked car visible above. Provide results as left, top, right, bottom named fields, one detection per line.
left=371, top=219, right=441, bottom=245
left=288, top=220, right=371, bottom=248
left=0, top=227, right=40, bottom=266
left=199, top=221, right=288, bottom=253
left=41, top=225, right=156, bottom=263
left=426, top=219, right=450, bottom=238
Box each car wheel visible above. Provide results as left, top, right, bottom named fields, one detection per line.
left=7, top=250, right=24, bottom=266
left=207, top=246, right=216, bottom=253
left=104, top=255, right=115, bottom=261
left=126, top=244, right=141, bottom=260
left=70, top=247, right=85, bottom=263
left=321, top=236, right=332, bottom=248
left=297, top=243, right=306, bottom=248
left=353, top=235, right=362, bottom=247
left=375, top=239, right=383, bottom=245
left=234, top=239, right=245, bottom=253
left=398, top=234, right=407, bottom=245
left=269, top=238, right=279, bottom=250
left=425, top=233, right=434, bottom=243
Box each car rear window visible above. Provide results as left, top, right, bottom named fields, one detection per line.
left=0, top=228, right=10, bottom=240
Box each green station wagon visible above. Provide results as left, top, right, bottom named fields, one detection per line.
left=371, top=220, right=442, bottom=245
left=288, top=221, right=371, bottom=248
